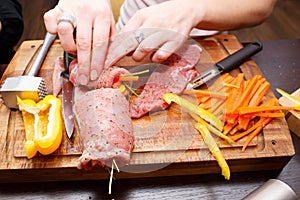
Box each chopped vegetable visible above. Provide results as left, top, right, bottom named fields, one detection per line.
left=119, top=75, right=139, bottom=82
left=108, top=159, right=120, bottom=195
left=238, top=105, right=295, bottom=114
left=276, top=88, right=300, bottom=104
left=189, top=112, right=234, bottom=144
left=17, top=95, right=63, bottom=158
left=183, top=73, right=293, bottom=151
left=183, top=89, right=227, bottom=99
left=163, top=92, right=223, bottom=131
left=241, top=117, right=272, bottom=152
left=163, top=93, right=230, bottom=179
left=194, top=123, right=230, bottom=180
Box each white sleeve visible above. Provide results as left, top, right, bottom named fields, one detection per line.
left=116, top=0, right=165, bottom=31
left=115, top=0, right=220, bottom=37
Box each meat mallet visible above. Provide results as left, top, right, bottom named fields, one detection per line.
left=0, top=32, right=56, bottom=109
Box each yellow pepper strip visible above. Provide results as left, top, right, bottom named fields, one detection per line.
left=276, top=88, right=300, bottom=104
left=194, top=123, right=230, bottom=180
left=17, top=95, right=63, bottom=159
left=189, top=112, right=235, bottom=144
left=163, top=93, right=223, bottom=131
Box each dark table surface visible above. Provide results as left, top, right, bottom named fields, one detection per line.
left=0, top=39, right=299, bottom=200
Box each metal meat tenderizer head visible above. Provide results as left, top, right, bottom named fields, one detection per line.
left=0, top=32, right=56, bottom=109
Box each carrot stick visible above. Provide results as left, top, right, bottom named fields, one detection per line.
left=242, top=112, right=285, bottom=118
left=248, top=81, right=270, bottom=107
left=231, top=117, right=266, bottom=141
left=235, top=77, right=268, bottom=130
left=223, top=121, right=238, bottom=135
left=248, top=78, right=266, bottom=99
left=208, top=73, right=233, bottom=93
left=119, top=75, right=139, bottom=81
left=183, top=89, right=227, bottom=99
left=242, top=117, right=272, bottom=151
left=225, top=73, right=244, bottom=114
left=237, top=116, right=252, bottom=130
left=232, top=75, right=260, bottom=112
left=238, top=105, right=293, bottom=115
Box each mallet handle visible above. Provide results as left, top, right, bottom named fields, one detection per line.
left=27, top=32, right=57, bottom=76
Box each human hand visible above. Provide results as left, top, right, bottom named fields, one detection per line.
left=44, top=0, right=116, bottom=85
left=119, top=0, right=201, bottom=63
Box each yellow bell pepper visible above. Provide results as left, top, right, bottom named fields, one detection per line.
left=194, top=123, right=230, bottom=180
left=163, top=92, right=223, bottom=131
left=17, top=95, right=63, bottom=159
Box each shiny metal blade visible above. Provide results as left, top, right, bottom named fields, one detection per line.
left=186, top=67, right=220, bottom=89
left=62, top=79, right=74, bottom=138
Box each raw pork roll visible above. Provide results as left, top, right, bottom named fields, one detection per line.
left=74, top=88, right=134, bottom=170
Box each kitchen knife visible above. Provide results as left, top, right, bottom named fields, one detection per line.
left=186, top=42, right=263, bottom=90
left=61, top=51, right=76, bottom=139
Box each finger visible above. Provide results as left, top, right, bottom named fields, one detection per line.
left=104, top=30, right=139, bottom=68
left=133, top=30, right=186, bottom=62
left=151, top=37, right=185, bottom=63
left=75, top=14, right=93, bottom=85
left=90, top=13, right=111, bottom=80
left=132, top=31, right=167, bottom=62
left=43, top=6, right=61, bottom=34
left=151, top=41, right=180, bottom=62
left=57, top=21, right=77, bottom=53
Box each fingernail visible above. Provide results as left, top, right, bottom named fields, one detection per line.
left=90, top=70, right=98, bottom=81
left=78, top=74, right=88, bottom=85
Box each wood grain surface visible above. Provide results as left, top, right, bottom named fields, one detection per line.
left=0, top=35, right=295, bottom=183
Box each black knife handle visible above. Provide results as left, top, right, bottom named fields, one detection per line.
left=61, top=29, right=77, bottom=80
left=61, top=51, right=77, bottom=80
left=215, top=42, right=263, bottom=72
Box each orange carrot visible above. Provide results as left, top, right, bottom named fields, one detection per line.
left=232, top=75, right=260, bottom=112
left=237, top=116, right=252, bottom=130
left=238, top=105, right=293, bottom=115
left=223, top=122, right=238, bottom=135
left=242, top=112, right=285, bottom=118
left=248, top=81, right=270, bottom=107
left=231, top=117, right=266, bottom=142
left=183, top=89, right=227, bottom=99
left=242, top=117, right=272, bottom=151
left=225, top=73, right=244, bottom=114
left=119, top=76, right=139, bottom=81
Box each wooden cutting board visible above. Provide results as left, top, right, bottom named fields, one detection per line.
left=0, top=35, right=295, bottom=183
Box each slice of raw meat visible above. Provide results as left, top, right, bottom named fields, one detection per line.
left=129, top=44, right=201, bottom=118
left=73, top=88, right=134, bottom=170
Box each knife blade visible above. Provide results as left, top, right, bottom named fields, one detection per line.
left=61, top=51, right=76, bottom=139
left=186, top=42, right=263, bottom=90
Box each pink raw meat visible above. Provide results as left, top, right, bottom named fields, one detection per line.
left=129, top=44, right=201, bottom=118
left=74, top=88, right=134, bottom=170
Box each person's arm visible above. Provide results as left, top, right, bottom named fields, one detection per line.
left=190, top=0, right=277, bottom=31
left=120, top=0, right=277, bottom=63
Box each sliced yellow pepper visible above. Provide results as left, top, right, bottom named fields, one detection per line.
left=163, top=92, right=230, bottom=179
left=17, top=95, right=63, bottom=159
left=194, top=123, right=230, bottom=180
left=189, top=112, right=235, bottom=144
left=163, top=92, right=223, bottom=131
left=276, top=88, right=300, bottom=104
